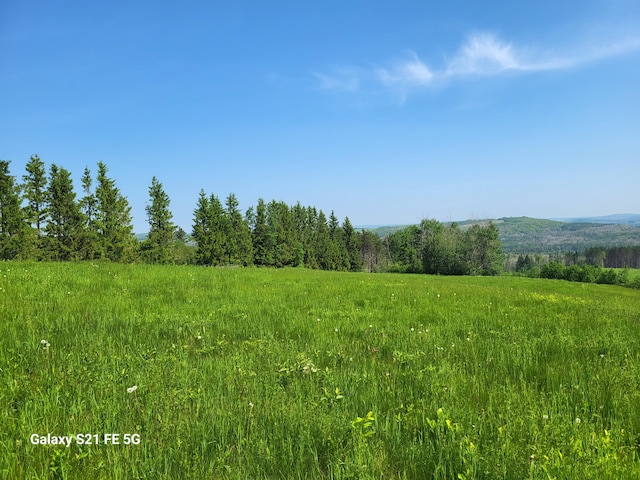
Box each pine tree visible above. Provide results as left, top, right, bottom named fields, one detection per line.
left=142, top=176, right=175, bottom=264
left=44, top=164, right=83, bottom=260
left=94, top=162, right=135, bottom=262
left=0, top=160, right=28, bottom=259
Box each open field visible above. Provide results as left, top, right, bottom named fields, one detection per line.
left=2, top=263, right=640, bottom=479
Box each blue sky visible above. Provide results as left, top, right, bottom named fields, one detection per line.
left=1, top=1, right=639, bottom=232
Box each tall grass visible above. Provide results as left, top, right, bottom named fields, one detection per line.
left=2, top=262, right=640, bottom=478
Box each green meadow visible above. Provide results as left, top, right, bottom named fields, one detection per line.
left=2, top=262, right=640, bottom=479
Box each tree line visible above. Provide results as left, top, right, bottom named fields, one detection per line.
left=1, top=155, right=506, bottom=275
left=0, top=156, right=390, bottom=270
left=384, top=220, right=503, bottom=275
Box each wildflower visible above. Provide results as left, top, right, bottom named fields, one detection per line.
left=127, top=385, right=138, bottom=394
left=369, top=324, right=373, bottom=328
left=543, top=414, right=549, bottom=420
left=249, top=402, right=254, bottom=408
left=40, top=340, right=50, bottom=349
left=575, top=417, right=581, bottom=425
left=600, top=353, right=605, bottom=358
left=410, top=327, right=414, bottom=332
left=334, top=328, right=339, bottom=333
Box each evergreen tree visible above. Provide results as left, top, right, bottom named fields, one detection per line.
left=191, top=190, right=226, bottom=265
left=342, top=216, right=362, bottom=271
left=44, top=164, right=83, bottom=260
left=303, top=206, right=319, bottom=269
left=192, top=190, right=213, bottom=265
left=21, top=154, right=48, bottom=256
left=327, top=210, right=348, bottom=270
left=224, top=193, right=252, bottom=265
left=314, top=210, right=332, bottom=270
left=251, top=198, right=271, bottom=266
left=79, top=166, right=100, bottom=259
left=142, top=176, right=175, bottom=264
left=0, top=160, right=28, bottom=259
left=94, top=162, right=135, bottom=262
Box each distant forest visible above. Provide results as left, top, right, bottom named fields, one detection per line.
left=0, top=156, right=503, bottom=275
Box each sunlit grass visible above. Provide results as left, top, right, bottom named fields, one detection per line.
left=2, top=262, right=640, bottom=478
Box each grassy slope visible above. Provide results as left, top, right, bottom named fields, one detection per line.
left=2, top=263, right=640, bottom=478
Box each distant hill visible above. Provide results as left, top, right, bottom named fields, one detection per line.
left=551, top=213, right=640, bottom=226
left=359, top=214, right=640, bottom=254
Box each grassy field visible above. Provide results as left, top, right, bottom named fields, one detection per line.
left=2, top=262, right=640, bottom=479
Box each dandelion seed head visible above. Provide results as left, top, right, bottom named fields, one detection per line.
left=575, top=417, right=581, bottom=424
left=543, top=414, right=549, bottom=420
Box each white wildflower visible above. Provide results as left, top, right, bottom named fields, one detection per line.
left=127, top=385, right=138, bottom=394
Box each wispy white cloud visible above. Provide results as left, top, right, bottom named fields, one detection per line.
left=315, top=31, right=640, bottom=97
left=313, top=68, right=361, bottom=92
left=376, top=52, right=434, bottom=88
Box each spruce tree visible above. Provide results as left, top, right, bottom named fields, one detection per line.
left=224, top=193, right=252, bottom=266
left=21, top=154, right=48, bottom=256
left=44, top=164, right=83, bottom=260
left=192, top=190, right=213, bottom=265
left=0, top=160, right=28, bottom=260
left=342, top=216, right=362, bottom=271
left=79, top=166, right=100, bottom=259
left=314, top=210, right=332, bottom=270
left=94, top=162, right=135, bottom=262
left=142, top=176, right=175, bottom=264
left=251, top=198, right=271, bottom=266
left=191, top=190, right=226, bottom=265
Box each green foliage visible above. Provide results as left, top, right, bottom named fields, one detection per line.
left=0, top=160, right=28, bottom=259
left=94, top=162, right=136, bottom=262
left=224, top=193, right=253, bottom=266
left=2, top=264, right=640, bottom=477
left=44, top=164, right=84, bottom=261
left=141, top=176, right=175, bottom=264
left=21, top=154, right=48, bottom=250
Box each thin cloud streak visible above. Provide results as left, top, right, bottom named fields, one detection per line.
left=315, top=31, right=640, bottom=95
